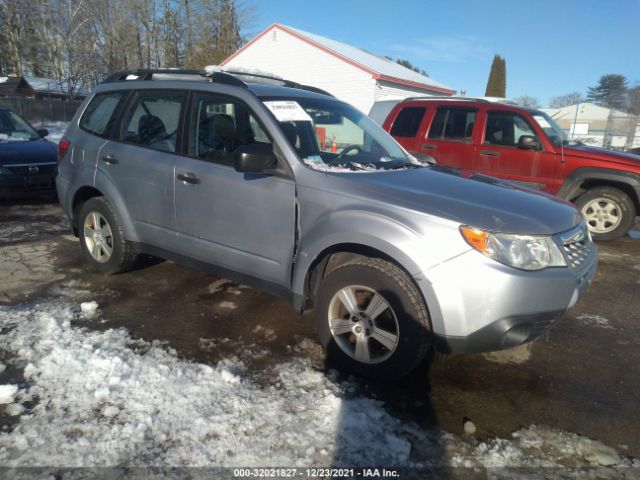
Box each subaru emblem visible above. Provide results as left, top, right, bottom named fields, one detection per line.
left=29, top=166, right=39, bottom=173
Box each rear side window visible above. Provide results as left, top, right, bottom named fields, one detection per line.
left=390, top=107, right=426, bottom=137
left=79, top=91, right=127, bottom=137
left=120, top=90, right=186, bottom=153
left=428, top=107, right=476, bottom=142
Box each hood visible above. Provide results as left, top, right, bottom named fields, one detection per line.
left=564, top=144, right=640, bottom=169
left=0, top=139, right=57, bottom=165
left=324, top=166, right=581, bottom=235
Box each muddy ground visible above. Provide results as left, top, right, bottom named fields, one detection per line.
left=1, top=200, right=639, bottom=463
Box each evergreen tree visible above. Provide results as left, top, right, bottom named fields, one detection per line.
left=485, top=54, right=506, bottom=98
left=586, top=74, right=628, bottom=110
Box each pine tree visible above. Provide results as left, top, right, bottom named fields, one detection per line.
left=485, top=54, right=506, bottom=98
left=586, top=74, right=628, bottom=110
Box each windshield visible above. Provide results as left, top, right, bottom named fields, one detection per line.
left=0, top=110, right=39, bottom=143
left=262, top=97, right=419, bottom=171
left=532, top=111, right=570, bottom=147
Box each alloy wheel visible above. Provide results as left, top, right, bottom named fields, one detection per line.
left=83, top=211, right=114, bottom=263
left=327, top=285, right=400, bottom=364
left=581, top=197, right=622, bottom=234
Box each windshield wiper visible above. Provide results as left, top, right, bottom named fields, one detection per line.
left=388, top=163, right=422, bottom=170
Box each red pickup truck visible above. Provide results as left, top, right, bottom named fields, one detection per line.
left=375, top=97, right=640, bottom=240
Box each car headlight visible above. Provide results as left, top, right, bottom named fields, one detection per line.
left=0, top=165, right=12, bottom=175
left=460, top=225, right=567, bottom=270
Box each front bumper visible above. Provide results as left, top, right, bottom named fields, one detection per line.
left=0, top=163, right=57, bottom=196
left=420, top=236, right=597, bottom=354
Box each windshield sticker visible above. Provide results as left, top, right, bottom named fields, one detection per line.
left=264, top=101, right=312, bottom=123
left=534, top=115, right=552, bottom=129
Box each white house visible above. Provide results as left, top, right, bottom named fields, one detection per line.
left=543, top=102, right=640, bottom=148
left=221, top=23, right=456, bottom=113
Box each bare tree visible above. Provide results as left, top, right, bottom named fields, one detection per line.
left=514, top=95, right=541, bottom=108
left=549, top=92, right=584, bottom=108
left=0, top=0, right=250, bottom=88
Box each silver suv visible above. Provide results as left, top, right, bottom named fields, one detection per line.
left=56, top=69, right=597, bottom=379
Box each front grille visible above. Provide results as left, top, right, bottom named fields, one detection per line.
left=559, top=224, right=594, bottom=270
left=5, top=163, right=57, bottom=175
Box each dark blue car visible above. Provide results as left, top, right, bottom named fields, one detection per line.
left=0, top=108, right=58, bottom=199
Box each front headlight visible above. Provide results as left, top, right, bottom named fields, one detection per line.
left=460, top=226, right=567, bottom=270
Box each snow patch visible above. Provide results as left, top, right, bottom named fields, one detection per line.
left=483, top=343, right=532, bottom=364
left=218, top=301, right=236, bottom=310
left=80, top=300, right=99, bottom=315
left=0, top=300, right=635, bottom=470
left=0, top=384, right=18, bottom=404
left=577, top=314, right=614, bottom=330
left=207, top=279, right=231, bottom=294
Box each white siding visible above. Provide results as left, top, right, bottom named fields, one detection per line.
left=374, top=80, right=442, bottom=103
left=223, top=26, right=377, bottom=113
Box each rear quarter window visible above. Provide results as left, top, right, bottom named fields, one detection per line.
left=79, top=91, right=127, bottom=137
left=390, top=107, right=426, bottom=137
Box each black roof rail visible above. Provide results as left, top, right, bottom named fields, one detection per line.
left=401, top=95, right=518, bottom=105
left=100, top=67, right=334, bottom=97
left=101, top=68, right=246, bottom=88
left=222, top=70, right=335, bottom=97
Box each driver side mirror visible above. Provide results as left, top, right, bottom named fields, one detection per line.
left=518, top=135, right=540, bottom=151
left=37, top=129, right=49, bottom=138
left=234, top=144, right=278, bottom=174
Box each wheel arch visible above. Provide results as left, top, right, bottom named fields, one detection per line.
left=71, top=182, right=138, bottom=241
left=559, top=167, right=640, bottom=215
left=294, top=238, right=428, bottom=316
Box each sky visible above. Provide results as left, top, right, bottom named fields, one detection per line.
left=247, top=0, right=640, bottom=106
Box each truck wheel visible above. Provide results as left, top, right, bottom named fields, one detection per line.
left=78, top=197, right=136, bottom=274
left=575, top=187, right=635, bottom=241
left=314, top=257, right=431, bottom=380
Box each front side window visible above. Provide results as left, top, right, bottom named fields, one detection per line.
left=262, top=97, right=417, bottom=172
left=427, top=107, right=476, bottom=142
left=0, top=110, right=39, bottom=142
left=120, top=91, right=185, bottom=153
left=189, top=93, right=271, bottom=165
left=484, top=111, right=538, bottom=147
left=532, top=111, right=569, bottom=147
left=390, top=106, right=426, bottom=137
left=80, top=91, right=127, bottom=137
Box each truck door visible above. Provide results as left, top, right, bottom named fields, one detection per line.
left=420, top=106, right=477, bottom=170
left=476, top=109, right=558, bottom=191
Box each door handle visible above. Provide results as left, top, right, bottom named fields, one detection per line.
left=101, top=154, right=119, bottom=165
left=176, top=172, right=200, bottom=185
left=421, top=144, right=437, bottom=150
left=480, top=150, right=500, bottom=157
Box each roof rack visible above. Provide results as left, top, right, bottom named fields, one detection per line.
left=101, top=68, right=245, bottom=87
left=221, top=70, right=334, bottom=97
left=402, top=95, right=518, bottom=105
left=100, top=68, right=334, bottom=97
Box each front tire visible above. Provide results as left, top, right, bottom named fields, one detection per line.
left=575, top=187, right=635, bottom=241
left=314, top=257, right=432, bottom=380
left=78, top=197, right=136, bottom=274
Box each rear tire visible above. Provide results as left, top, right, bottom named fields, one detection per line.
left=78, top=197, right=136, bottom=274
left=575, top=187, right=635, bottom=241
left=314, top=257, right=432, bottom=380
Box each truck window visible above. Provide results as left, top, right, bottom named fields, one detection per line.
left=428, top=107, right=476, bottom=142
left=484, top=111, right=538, bottom=147
left=390, top=107, right=426, bottom=137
